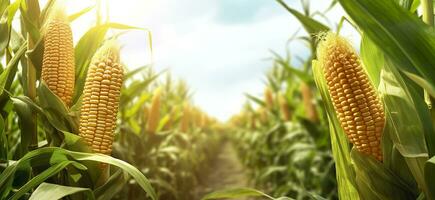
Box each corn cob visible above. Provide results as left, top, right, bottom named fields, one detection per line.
left=164, top=106, right=179, bottom=130
left=191, top=108, right=198, bottom=127
left=79, top=42, right=123, bottom=155
left=257, top=108, right=267, bottom=124
left=278, top=93, right=291, bottom=121
left=264, top=87, right=274, bottom=110
left=146, top=88, right=161, bottom=133
left=143, top=104, right=149, bottom=126
left=200, top=113, right=208, bottom=128
left=180, top=103, right=190, bottom=132
left=195, top=109, right=202, bottom=128
left=41, top=11, right=75, bottom=106
left=300, top=82, right=318, bottom=122
left=250, top=113, right=257, bottom=129
left=318, top=33, right=385, bottom=161
left=193, top=109, right=201, bottom=128
left=231, top=113, right=242, bottom=127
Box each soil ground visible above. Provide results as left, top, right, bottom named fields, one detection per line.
left=195, top=141, right=251, bottom=199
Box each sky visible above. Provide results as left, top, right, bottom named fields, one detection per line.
left=63, top=0, right=359, bottom=121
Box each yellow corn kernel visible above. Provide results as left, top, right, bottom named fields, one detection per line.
left=146, top=88, right=161, bottom=133
left=180, top=103, right=190, bottom=133
left=257, top=108, right=267, bottom=124
left=318, top=33, right=385, bottom=161
left=41, top=11, right=75, bottom=106
left=264, top=87, right=274, bottom=110
left=164, top=106, right=178, bottom=130
left=200, top=113, right=208, bottom=128
left=79, top=42, right=123, bottom=155
left=143, top=104, right=149, bottom=125
left=278, top=93, right=291, bottom=121
left=194, top=109, right=202, bottom=128
left=250, top=113, right=257, bottom=129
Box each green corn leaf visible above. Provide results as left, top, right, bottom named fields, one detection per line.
left=276, top=0, right=329, bottom=35
left=312, top=60, right=360, bottom=200
left=68, top=5, right=94, bottom=22
left=351, top=149, right=417, bottom=200
left=94, top=169, right=129, bottom=200
left=360, top=33, right=384, bottom=87
left=379, top=60, right=432, bottom=196
left=424, top=156, right=435, bottom=199
left=0, top=42, right=26, bottom=96
left=201, top=188, right=278, bottom=200
left=10, top=161, right=78, bottom=200
left=338, top=0, right=435, bottom=88
left=73, top=23, right=146, bottom=104
left=29, top=183, right=95, bottom=200
left=0, top=147, right=157, bottom=200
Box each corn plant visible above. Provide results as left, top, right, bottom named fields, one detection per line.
left=216, top=1, right=340, bottom=199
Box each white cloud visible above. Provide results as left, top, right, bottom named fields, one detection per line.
left=144, top=14, right=301, bottom=121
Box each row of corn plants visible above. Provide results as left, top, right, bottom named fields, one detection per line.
left=0, top=0, right=221, bottom=199
left=113, top=70, right=222, bottom=200
left=227, top=68, right=336, bottom=199
left=222, top=2, right=339, bottom=199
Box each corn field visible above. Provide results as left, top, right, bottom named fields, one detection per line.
left=0, top=0, right=435, bottom=199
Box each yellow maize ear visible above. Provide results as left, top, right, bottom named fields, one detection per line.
left=195, top=109, right=203, bottom=128
left=257, top=108, right=267, bottom=124
left=229, top=116, right=238, bottom=126
left=250, top=113, right=257, bottom=129
left=190, top=108, right=197, bottom=127
left=146, top=88, right=162, bottom=133
left=237, top=112, right=247, bottom=126
left=164, top=106, right=178, bottom=130
left=278, top=94, right=291, bottom=121
left=180, top=104, right=190, bottom=132
left=300, top=82, right=318, bottom=122
left=200, top=113, right=208, bottom=128
left=79, top=42, right=123, bottom=155
left=163, top=116, right=172, bottom=131
left=197, top=112, right=203, bottom=128
left=143, top=104, right=149, bottom=125
left=195, top=110, right=201, bottom=128
left=41, top=12, right=75, bottom=106
left=264, top=87, right=274, bottom=110
left=318, top=33, right=385, bottom=161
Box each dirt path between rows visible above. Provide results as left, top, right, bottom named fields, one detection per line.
left=195, top=141, right=251, bottom=199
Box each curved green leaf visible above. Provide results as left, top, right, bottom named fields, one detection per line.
left=0, top=42, right=26, bottom=96
left=201, top=188, right=277, bottom=200
left=276, top=0, right=329, bottom=35
left=0, top=147, right=157, bottom=200
left=11, top=161, right=78, bottom=200
left=360, top=33, right=384, bottom=87
left=73, top=23, right=147, bottom=104
left=351, top=149, right=417, bottom=200
left=424, top=156, right=435, bottom=200
left=29, top=183, right=95, bottom=200
left=68, top=5, right=94, bottom=22
left=312, top=60, right=360, bottom=200
left=338, top=0, right=435, bottom=87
